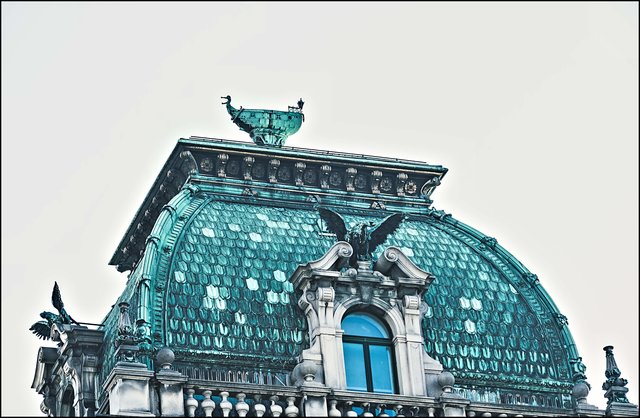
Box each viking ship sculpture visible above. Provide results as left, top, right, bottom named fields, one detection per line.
left=222, top=95, right=304, bottom=147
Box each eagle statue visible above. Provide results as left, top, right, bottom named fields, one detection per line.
left=318, top=207, right=405, bottom=268
left=29, top=281, right=79, bottom=340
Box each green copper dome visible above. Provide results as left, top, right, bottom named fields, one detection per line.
left=100, top=137, right=579, bottom=408
left=161, top=199, right=572, bottom=390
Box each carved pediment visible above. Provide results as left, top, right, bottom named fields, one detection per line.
left=290, top=241, right=353, bottom=289
left=374, top=246, right=432, bottom=282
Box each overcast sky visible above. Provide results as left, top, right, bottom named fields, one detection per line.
left=2, top=2, right=638, bottom=416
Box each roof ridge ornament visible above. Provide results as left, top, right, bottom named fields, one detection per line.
left=601, top=345, right=639, bottom=416
left=602, top=346, right=630, bottom=404
left=317, top=207, right=405, bottom=270
left=221, top=95, right=304, bottom=147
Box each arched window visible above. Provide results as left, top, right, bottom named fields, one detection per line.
left=342, top=312, right=397, bottom=394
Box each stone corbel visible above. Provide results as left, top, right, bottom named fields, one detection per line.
left=295, top=162, right=306, bottom=186
left=420, top=176, right=441, bottom=199
left=396, top=172, right=408, bottom=196
left=319, top=165, right=331, bottom=189
left=242, top=156, right=254, bottom=181
left=79, top=353, right=99, bottom=414
left=268, top=159, right=280, bottom=183
left=216, top=153, right=229, bottom=177
left=178, top=150, right=198, bottom=176
left=296, top=284, right=337, bottom=341
left=315, top=287, right=336, bottom=328
left=345, top=167, right=357, bottom=192
left=355, top=274, right=381, bottom=306
left=371, top=170, right=383, bottom=194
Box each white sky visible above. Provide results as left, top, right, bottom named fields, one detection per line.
left=2, top=2, right=637, bottom=416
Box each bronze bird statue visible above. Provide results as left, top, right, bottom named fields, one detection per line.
left=318, top=207, right=405, bottom=268
left=29, top=281, right=79, bottom=340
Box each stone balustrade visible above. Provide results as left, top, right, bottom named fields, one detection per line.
left=328, top=390, right=437, bottom=417
left=183, top=383, right=302, bottom=417
left=181, top=383, right=598, bottom=417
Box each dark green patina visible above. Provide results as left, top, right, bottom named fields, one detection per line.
left=222, top=95, right=304, bottom=147
left=99, top=136, right=582, bottom=407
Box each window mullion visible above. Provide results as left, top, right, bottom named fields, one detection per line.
left=363, top=342, right=374, bottom=392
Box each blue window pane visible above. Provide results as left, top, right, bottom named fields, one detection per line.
left=342, top=313, right=389, bottom=338
left=370, top=345, right=395, bottom=394
left=343, top=342, right=367, bottom=391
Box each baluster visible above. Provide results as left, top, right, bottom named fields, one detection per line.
left=270, top=396, right=283, bottom=417
left=284, top=396, right=299, bottom=417
left=345, top=401, right=358, bottom=417
left=328, top=400, right=341, bottom=417
left=235, top=393, right=249, bottom=417
left=377, top=403, right=389, bottom=417
left=253, top=395, right=266, bottom=417
left=427, top=407, right=436, bottom=417
left=219, top=391, right=233, bottom=417
left=362, top=402, right=374, bottom=417
left=394, top=404, right=404, bottom=417
left=201, top=390, right=215, bottom=417
left=185, top=388, right=198, bottom=417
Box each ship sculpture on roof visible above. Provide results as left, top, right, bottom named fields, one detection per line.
left=222, top=95, right=304, bottom=147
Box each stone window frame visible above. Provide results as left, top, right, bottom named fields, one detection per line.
left=340, top=309, right=399, bottom=394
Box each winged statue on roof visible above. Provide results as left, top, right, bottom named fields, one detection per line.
left=318, top=207, right=405, bottom=269
left=29, top=281, right=79, bottom=342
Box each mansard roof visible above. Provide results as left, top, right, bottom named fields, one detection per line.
left=110, top=136, right=448, bottom=273
left=102, top=136, right=579, bottom=399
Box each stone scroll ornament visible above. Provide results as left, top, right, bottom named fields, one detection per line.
left=29, top=281, right=79, bottom=340
left=318, top=207, right=404, bottom=269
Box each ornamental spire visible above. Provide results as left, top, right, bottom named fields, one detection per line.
left=602, top=345, right=630, bottom=405
left=221, top=95, right=304, bottom=147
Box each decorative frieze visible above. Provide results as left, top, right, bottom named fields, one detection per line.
left=192, top=149, right=444, bottom=204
